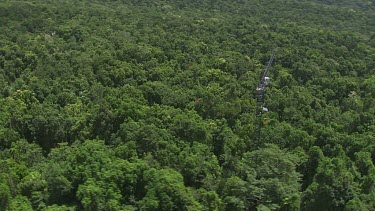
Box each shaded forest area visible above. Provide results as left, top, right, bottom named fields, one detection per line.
left=0, top=0, right=374, bottom=210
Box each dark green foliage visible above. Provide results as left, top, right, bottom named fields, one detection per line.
left=0, top=0, right=374, bottom=210
left=301, top=146, right=361, bottom=210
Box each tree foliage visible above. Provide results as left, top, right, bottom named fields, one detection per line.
left=0, top=0, right=374, bottom=210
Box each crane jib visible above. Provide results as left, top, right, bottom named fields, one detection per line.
left=262, top=51, right=275, bottom=80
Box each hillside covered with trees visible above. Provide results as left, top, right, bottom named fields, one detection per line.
left=0, top=0, right=374, bottom=210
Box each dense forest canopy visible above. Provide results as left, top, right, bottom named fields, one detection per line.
left=0, top=0, right=374, bottom=210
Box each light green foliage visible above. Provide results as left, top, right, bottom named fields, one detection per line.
left=196, top=189, right=224, bottom=211
left=8, top=195, right=33, bottom=211
left=221, top=176, right=253, bottom=210
left=177, top=142, right=221, bottom=188
left=217, top=144, right=301, bottom=210
left=43, top=204, right=76, bottom=211
left=239, top=144, right=301, bottom=210
left=140, top=168, right=202, bottom=210
left=44, top=140, right=150, bottom=208
left=76, top=178, right=122, bottom=211
left=18, top=170, right=48, bottom=209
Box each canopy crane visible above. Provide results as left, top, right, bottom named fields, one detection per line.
left=255, top=51, right=275, bottom=113
left=254, top=51, right=275, bottom=143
